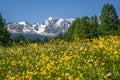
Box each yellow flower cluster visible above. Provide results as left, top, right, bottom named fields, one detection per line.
left=0, top=35, right=120, bottom=80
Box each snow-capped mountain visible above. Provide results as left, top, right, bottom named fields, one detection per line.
left=7, top=17, right=75, bottom=39
left=7, top=21, right=35, bottom=34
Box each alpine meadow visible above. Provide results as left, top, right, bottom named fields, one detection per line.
left=0, top=3, right=120, bottom=80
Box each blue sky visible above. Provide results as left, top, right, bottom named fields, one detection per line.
left=0, top=0, right=120, bottom=23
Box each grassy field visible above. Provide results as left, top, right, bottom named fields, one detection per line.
left=0, top=35, right=120, bottom=80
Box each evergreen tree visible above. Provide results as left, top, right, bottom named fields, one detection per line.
left=72, top=18, right=81, bottom=38
left=0, top=14, right=10, bottom=46
left=14, top=34, right=25, bottom=44
left=59, top=32, right=63, bottom=39
left=119, top=18, right=120, bottom=28
left=44, top=36, right=49, bottom=42
left=98, top=3, right=119, bottom=36
left=64, top=16, right=91, bottom=41
left=78, top=16, right=90, bottom=39
left=64, top=18, right=80, bottom=41
left=89, top=15, right=99, bottom=38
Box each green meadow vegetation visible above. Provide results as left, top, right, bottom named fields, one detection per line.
left=0, top=3, right=120, bottom=80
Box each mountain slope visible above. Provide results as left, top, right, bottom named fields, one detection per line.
left=7, top=17, right=75, bottom=39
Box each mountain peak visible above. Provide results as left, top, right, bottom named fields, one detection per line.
left=48, top=17, right=53, bottom=20
left=18, top=21, right=27, bottom=25
left=7, top=17, right=75, bottom=38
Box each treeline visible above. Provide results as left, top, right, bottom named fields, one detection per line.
left=0, top=3, right=120, bottom=46
left=0, top=14, right=49, bottom=46
left=64, top=3, right=120, bottom=41
left=0, top=14, right=11, bottom=46
left=12, top=35, right=49, bottom=44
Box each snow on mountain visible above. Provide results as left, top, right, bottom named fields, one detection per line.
left=48, top=17, right=53, bottom=20
left=55, top=18, right=64, bottom=26
left=7, top=22, right=35, bottom=34
left=7, top=17, right=75, bottom=38
left=18, top=21, right=28, bottom=25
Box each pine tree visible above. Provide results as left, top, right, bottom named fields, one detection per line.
left=0, top=13, right=10, bottom=46
left=73, top=17, right=80, bottom=39
left=59, top=32, right=63, bottom=39
left=14, top=34, right=25, bottom=43
left=98, top=3, right=119, bottom=36
left=64, top=18, right=79, bottom=41
left=89, top=15, right=99, bottom=38
left=118, top=18, right=120, bottom=28
left=64, top=16, right=91, bottom=41
left=78, top=16, right=90, bottom=39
